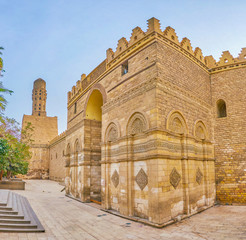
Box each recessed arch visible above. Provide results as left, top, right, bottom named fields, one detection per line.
left=105, top=122, right=119, bottom=142
left=194, top=120, right=208, bottom=140
left=166, top=110, right=188, bottom=134
left=85, top=90, right=103, bottom=121
left=65, top=143, right=71, bottom=167
left=83, top=83, right=107, bottom=120
left=216, top=99, right=227, bottom=118
left=74, top=138, right=81, bottom=154
left=126, top=112, right=148, bottom=136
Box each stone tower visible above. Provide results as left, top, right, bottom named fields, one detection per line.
left=22, top=78, right=58, bottom=179
left=32, top=78, right=47, bottom=116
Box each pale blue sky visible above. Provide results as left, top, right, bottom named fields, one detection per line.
left=1, top=0, right=246, bottom=133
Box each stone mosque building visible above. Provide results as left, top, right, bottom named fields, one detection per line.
left=22, top=18, right=246, bottom=226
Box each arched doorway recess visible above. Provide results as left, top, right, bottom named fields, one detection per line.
left=85, top=89, right=103, bottom=203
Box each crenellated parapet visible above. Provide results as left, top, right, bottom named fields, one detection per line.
left=67, top=60, right=106, bottom=104
left=67, top=17, right=246, bottom=106
left=208, top=48, right=246, bottom=73
left=105, top=17, right=209, bottom=71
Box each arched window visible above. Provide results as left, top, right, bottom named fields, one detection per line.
left=217, top=99, right=227, bottom=118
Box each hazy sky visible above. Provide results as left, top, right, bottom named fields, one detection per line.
left=1, top=0, right=246, bottom=133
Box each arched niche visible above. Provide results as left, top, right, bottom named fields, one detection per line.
left=105, top=122, right=119, bottom=142
left=167, top=111, right=188, bottom=135
left=127, top=112, right=148, bottom=136
left=74, top=139, right=80, bottom=163
left=216, top=99, right=227, bottom=118
left=83, top=83, right=107, bottom=121
left=194, top=120, right=208, bottom=140
left=65, top=144, right=71, bottom=167
left=85, top=90, right=103, bottom=121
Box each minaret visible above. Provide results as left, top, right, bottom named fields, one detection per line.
left=32, top=78, right=47, bottom=116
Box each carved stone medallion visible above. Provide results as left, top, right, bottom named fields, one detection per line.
left=170, top=167, right=181, bottom=189
left=196, top=167, right=203, bottom=185
left=135, top=168, right=148, bottom=190
left=111, top=170, right=119, bottom=188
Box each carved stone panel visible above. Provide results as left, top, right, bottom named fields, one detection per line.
left=196, top=167, right=203, bottom=185
left=170, top=168, right=181, bottom=189
left=131, top=118, right=144, bottom=135
left=108, top=127, right=117, bottom=142
left=135, top=168, right=148, bottom=190
left=170, top=117, right=184, bottom=134
left=111, top=170, right=119, bottom=188
left=128, top=113, right=147, bottom=136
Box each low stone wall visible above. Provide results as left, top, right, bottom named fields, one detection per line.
left=0, top=180, right=26, bottom=190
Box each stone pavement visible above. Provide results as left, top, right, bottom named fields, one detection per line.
left=0, top=180, right=245, bottom=240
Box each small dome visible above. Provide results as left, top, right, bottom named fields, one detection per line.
left=33, top=78, right=46, bottom=89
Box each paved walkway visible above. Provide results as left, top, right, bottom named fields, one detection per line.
left=0, top=180, right=245, bottom=240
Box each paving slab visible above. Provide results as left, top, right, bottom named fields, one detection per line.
left=0, top=180, right=244, bottom=240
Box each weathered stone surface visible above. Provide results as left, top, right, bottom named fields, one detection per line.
left=21, top=17, right=246, bottom=227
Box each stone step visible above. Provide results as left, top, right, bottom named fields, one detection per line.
left=0, top=210, right=18, bottom=215
left=0, top=214, right=24, bottom=219
left=20, top=195, right=44, bottom=230
left=0, top=223, right=37, bottom=229
left=0, top=219, right=31, bottom=224
left=0, top=190, right=45, bottom=232
left=0, top=203, right=7, bottom=207
left=0, top=206, right=13, bottom=211
left=0, top=228, right=45, bottom=233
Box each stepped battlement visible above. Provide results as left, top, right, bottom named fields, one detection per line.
left=67, top=17, right=246, bottom=105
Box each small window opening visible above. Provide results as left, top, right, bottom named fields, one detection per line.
left=38, top=112, right=40, bottom=116
left=39, top=107, right=41, bottom=110
left=224, top=59, right=228, bottom=63
left=217, top=99, right=227, bottom=118
left=119, top=47, right=122, bottom=51
left=171, top=35, right=175, bottom=40
left=74, top=102, right=77, bottom=114
left=244, top=55, right=246, bottom=59
left=187, top=46, right=190, bottom=51
left=39, top=93, right=41, bottom=95
left=39, top=97, right=41, bottom=100
left=39, top=104, right=41, bottom=106
left=134, top=36, right=137, bottom=40
left=122, top=61, right=128, bottom=75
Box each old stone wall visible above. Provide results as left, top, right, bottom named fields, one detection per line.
left=211, top=68, right=246, bottom=204
left=22, top=115, right=58, bottom=178
left=49, top=134, right=66, bottom=182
